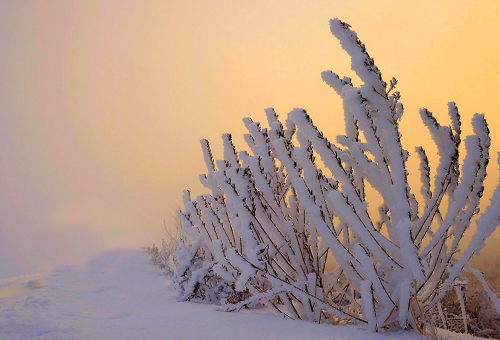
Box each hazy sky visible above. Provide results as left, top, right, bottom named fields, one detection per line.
left=1, top=0, right=499, bottom=278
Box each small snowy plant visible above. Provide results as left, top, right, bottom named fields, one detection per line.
left=146, top=218, right=182, bottom=277
left=172, top=19, right=500, bottom=336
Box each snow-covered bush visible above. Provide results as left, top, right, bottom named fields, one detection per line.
left=146, top=217, right=182, bottom=277
left=172, top=18, right=500, bottom=336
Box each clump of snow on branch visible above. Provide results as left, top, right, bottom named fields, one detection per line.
left=171, top=18, right=500, bottom=337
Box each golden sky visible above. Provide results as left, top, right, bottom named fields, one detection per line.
left=1, top=0, right=499, bottom=277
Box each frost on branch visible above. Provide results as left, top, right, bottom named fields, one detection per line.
left=171, top=18, right=500, bottom=336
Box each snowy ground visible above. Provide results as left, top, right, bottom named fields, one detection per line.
left=0, top=250, right=479, bottom=340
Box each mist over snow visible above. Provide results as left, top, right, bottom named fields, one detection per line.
left=1, top=0, right=500, bottom=281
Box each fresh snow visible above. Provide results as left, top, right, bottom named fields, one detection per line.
left=0, top=250, right=480, bottom=340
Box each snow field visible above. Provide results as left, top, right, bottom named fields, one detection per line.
left=0, top=250, right=482, bottom=340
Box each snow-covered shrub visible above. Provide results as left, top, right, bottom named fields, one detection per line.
left=146, top=217, right=182, bottom=277
left=172, top=18, right=500, bottom=336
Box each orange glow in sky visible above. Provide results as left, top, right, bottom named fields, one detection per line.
left=1, top=0, right=499, bottom=277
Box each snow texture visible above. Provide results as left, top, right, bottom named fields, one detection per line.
left=1, top=250, right=482, bottom=340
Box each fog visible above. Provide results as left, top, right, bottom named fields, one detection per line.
left=1, top=0, right=499, bottom=278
